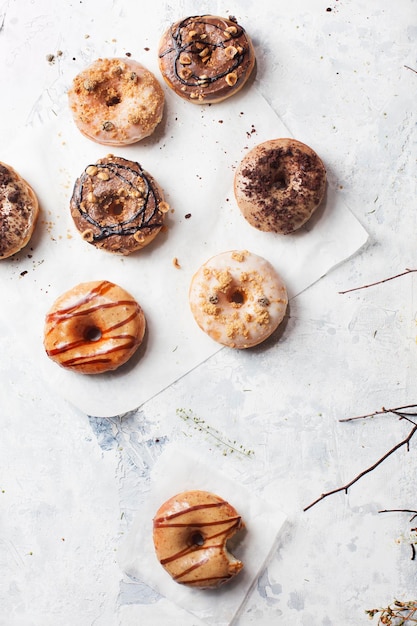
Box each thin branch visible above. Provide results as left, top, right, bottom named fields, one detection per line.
left=405, top=64, right=417, bottom=74
left=339, top=404, right=417, bottom=423
left=303, top=423, right=417, bottom=512
left=339, top=268, right=417, bottom=294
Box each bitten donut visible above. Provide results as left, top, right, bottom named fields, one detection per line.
left=234, top=138, right=327, bottom=234
left=70, top=155, right=169, bottom=255
left=68, top=57, right=164, bottom=145
left=189, top=250, right=288, bottom=349
left=153, top=490, right=244, bottom=588
left=43, top=280, right=146, bottom=375
left=158, top=15, right=255, bottom=104
left=0, top=162, right=39, bottom=259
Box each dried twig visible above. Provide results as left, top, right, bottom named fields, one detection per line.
left=304, top=413, right=417, bottom=512
left=379, top=509, right=417, bottom=560
left=366, top=599, right=417, bottom=623
left=339, top=268, right=417, bottom=294
left=405, top=64, right=417, bottom=74
left=339, top=404, right=417, bottom=423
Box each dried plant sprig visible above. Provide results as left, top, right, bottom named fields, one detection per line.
left=366, top=599, right=417, bottom=624
left=176, top=408, right=255, bottom=458
left=340, top=404, right=417, bottom=423
left=339, top=268, right=417, bottom=295
left=303, top=410, right=417, bottom=512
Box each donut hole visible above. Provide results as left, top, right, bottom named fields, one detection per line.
left=190, top=531, right=205, bottom=547
left=108, top=199, right=125, bottom=216
left=271, top=169, right=288, bottom=190
left=84, top=325, right=102, bottom=342
left=228, top=288, right=246, bottom=306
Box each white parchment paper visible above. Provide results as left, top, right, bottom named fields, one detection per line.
left=118, top=444, right=287, bottom=626
left=0, top=87, right=367, bottom=416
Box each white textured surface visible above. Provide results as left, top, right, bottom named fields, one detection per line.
left=1, top=1, right=417, bottom=625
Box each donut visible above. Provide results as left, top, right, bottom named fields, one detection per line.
left=70, top=155, right=169, bottom=255
left=0, top=162, right=39, bottom=259
left=234, top=138, right=327, bottom=234
left=68, top=57, right=165, bottom=145
left=158, top=15, right=255, bottom=104
left=189, top=250, right=288, bottom=349
left=153, top=490, right=244, bottom=588
left=43, top=280, right=146, bottom=375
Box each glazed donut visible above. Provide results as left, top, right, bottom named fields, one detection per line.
left=153, top=490, right=244, bottom=588
left=189, top=250, right=288, bottom=349
left=0, top=162, right=39, bottom=259
left=43, top=280, right=146, bottom=375
left=158, top=15, right=255, bottom=104
left=70, top=155, right=169, bottom=255
left=234, top=138, right=327, bottom=234
left=68, top=57, right=164, bottom=145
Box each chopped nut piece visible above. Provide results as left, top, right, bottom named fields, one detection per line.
left=225, top=71, right=238, bottom=86
left=225, top=45, right=238, bottom=59
left=83, top=79, right=97, bottom=92
left=86, top=165, right=98, bottom=176
left=82, top=229, right=94, bottom=242
left=179, top=68, right=193, bottom=79
left=258, top=297, right=270, bottom=307
left=179, top=53, right=192, bottom=65
left=172, top=257, right=181, bottom=269
left=97, top=170, right=110, bottom=181
left=133, top=231, right=146, bottom=243
left=102, top=121, right=115, bottom=131
left=198, top=74, right=210, bottom=85
left=129, top=72, right=138, bottom=82
left=199, top=47, right=210, bottom=58
left=159, top=201, right=170, bottom=213
left=188, top=29, right=198, bottom=39
left=87, top=192, right=97, bottom=203
left=225, top=25, right=238, bottom=34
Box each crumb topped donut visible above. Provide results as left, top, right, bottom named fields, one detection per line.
left=0, top=162, right=39, bottom=259
left=158, top=15, right=255, bottom=103
left=234, top=138, right=327, bottom=234
left=44, top=280, right=146, bottom=374
left=153, top=490, right=244, bottom=588
left=70, top=155, right=169, bottom=255
left=189, top=250, right=288, bottom=349
left=68, top=57, right=164, bottom=145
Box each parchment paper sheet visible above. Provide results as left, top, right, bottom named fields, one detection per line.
left=0, top=87, right=368, bottom=416
left=118, top=444, right=287, bottom=626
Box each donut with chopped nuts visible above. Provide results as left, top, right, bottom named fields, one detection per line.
left=68, top=57, right=164, bottom=145
left=234, top=138, right=327, bottom=235
left=70, top=155, right=170, bottom=255
left=158, top=15, right=255, bottom=104
left=0, top=162, right=39, bottom=259
left=189, top=250, right=288, bottom=349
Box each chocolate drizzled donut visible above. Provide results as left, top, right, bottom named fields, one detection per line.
left=70, top=155, right=169, bottom=255
left=158, top=15, right=256, bottom=103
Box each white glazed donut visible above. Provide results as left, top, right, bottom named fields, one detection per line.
left=189, top=250, right=288, bottom=348
left=68, top=57, right=165, bottom=146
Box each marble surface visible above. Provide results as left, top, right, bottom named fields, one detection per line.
left=1, top=0, right=416, bottom=624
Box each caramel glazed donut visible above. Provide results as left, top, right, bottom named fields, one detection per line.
left=189, top=250, right=288, bottom=349
left=234, top=138, right=327, bottom=235
left=0, top=162, right=39, bottom=259
left=70, top=155, right=169, bottom=255
left=68, top=57, right=164, bottom=146
left=153, top=490, right=244, bottom=588
left=44, top=280, right=146, bottom=375
left=158, top=15, right=255, bottom=103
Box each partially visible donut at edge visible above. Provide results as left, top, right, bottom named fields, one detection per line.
left=0, top=162, right=39, bottom=259
left=234, top=138, right=327, bottom=235
left=68, top=57, right=165, bottom=145
left=158, top=14, right=256, bottom=104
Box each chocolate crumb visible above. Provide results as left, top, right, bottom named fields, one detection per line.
left=185, top=213, right=192, bottom=219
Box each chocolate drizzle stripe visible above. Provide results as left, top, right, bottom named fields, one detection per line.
left=159, top=16, right=248, bottom=87
left=45, top=300, right=139, bottom=326
left=154, top=500, right=226, bottom=523
left=57, top=338, right=140, bottom=365
left=154, top=516, right=241, bottom=528
left=160, top=542, right=224, bottom=565
left=73, top=162, right=163, bottom=241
